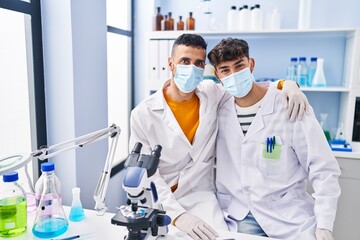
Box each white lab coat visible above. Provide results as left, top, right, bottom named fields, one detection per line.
left=216, top=87, right=341, bottom=239
left=129, top=80, right=229, bottom=230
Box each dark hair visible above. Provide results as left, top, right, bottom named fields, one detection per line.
left=208, top=38, right=249, bottom=67
left=171, top=34, right=207, bottom=56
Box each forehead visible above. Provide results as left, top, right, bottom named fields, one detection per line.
left=216, top=56, right=249, bottom=69
left=172, top=45, right=206, bottom=61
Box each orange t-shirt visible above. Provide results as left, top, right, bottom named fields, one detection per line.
left=164, top=91, right=200, bottom=144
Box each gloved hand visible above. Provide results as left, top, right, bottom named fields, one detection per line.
left=174, top=212, right=218, bottom=240
left=281, top=80, right=310, bottom=121
left=315, top=228, right=334, bottom=240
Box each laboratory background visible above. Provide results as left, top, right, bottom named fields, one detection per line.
left=0, top=0, right=360, bottom=239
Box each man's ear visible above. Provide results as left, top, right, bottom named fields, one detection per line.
left=214, top=69, right=223, bottom=85
left=249, top=58, right=255, bottom=73
left=168, top=57, right=174, bottom=71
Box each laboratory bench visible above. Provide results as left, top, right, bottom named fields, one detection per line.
left=5, top=207, right=278, bottom=240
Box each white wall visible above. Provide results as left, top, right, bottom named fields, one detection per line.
left=133, top=0, right=360, bottom=105
left=41, top=0, right=108, bottom=208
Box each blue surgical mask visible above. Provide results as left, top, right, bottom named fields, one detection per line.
left=173, top=63, right=205, bottom=93
left=220, top=67, right=255, bottom=98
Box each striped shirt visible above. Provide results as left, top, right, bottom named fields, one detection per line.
left=235, top=99, right=263, bottom=135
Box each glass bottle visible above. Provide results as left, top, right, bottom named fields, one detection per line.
left=32, top=162, right=68, bottom=238
left=153, top=7, right=163, bottom=31
left=0, top=171, right=27, bottom=237
left=177, top=16, right=184, bottom=30
left=286, top=57, right=298, bottom=82
left=297, top=57, right=308, bottom=86
left=168, top=12, right=174, bottom=30
left=320, top=113, right=331, bottom=141
left=186, top=12, right=195, bottom=30
left=307, top=57, right=317, bottom=86
left=69, top=187, right=85, bottom=222
left=35, top=162, right=62, bottom=207
left=312, top=58, right=327, bottom=87
left=161, top=15, right=170, bottom=31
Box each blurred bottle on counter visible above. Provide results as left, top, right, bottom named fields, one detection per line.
left=286, top=57, right=298, bottom=82
left=186, top=12, right=195, bottom=30
left=239, top=5, right=251, bottom=31
left=297, top=57, right=308, bottom=86
left=251, top=4, right=263, bottom=31
left=227, top=6, right=237, bottom=31
left=312, top=58, right=327, bottom=87
left=298, top=0, right=311, bottom=29
left=153, top=7, right=163, bottom=31
left=307, top=57, right=317, bottom=86
left=0, top=172, right=27, bottom=237
left=177, top=16, right=184, bottom=30
left=161, top=15, right=170, bottom=31
left=168, top=12, right=174, bottom=30
left=270, top=7, right=281, bottom=30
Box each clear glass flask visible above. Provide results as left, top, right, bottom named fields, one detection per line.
left=69, top=187, right=85, bottom=222
left=320, top=113, right=331, bottom=141
left=0, top=171, right=27, bottom=237
left=32, top=162, right=68, bottom=238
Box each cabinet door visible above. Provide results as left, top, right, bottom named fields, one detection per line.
left=333, top=157, right=360, bottom=239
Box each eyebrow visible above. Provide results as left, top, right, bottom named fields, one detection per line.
left=218, top=59, right=244, bottom=69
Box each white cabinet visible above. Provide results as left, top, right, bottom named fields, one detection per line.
left=333, top=155, right=360, bottom=239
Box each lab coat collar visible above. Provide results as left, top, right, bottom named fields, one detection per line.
left=243, top=87, right=277, bottom=141
left=149, top=80, right=210, bottom=149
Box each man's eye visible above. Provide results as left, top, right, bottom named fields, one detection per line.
left=180, top=59, right=190, bottom=64
left=196, top=62, right=205, bottom=68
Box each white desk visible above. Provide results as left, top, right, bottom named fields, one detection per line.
left=2, top=207, right=278, bottom=240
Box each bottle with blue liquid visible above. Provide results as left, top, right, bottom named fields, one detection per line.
left=32, top=162, right=68, bottom=238
left=69, top=187, right=85, bottom=222
left=307, top=57, right=317, bottom=86
left=286, top=57, right=298, bottom=82
left=297, top=57, right=308, bottom=86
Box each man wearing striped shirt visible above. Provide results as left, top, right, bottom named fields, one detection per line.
left=208, top=38, right=340, bottom=240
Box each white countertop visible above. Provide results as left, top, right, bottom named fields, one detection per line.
left=2, top=207, right=278, bottom=240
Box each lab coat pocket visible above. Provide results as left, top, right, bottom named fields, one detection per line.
left=259, top=140, right=287, bottom=176
left=216, top=192, right=231, bottom=210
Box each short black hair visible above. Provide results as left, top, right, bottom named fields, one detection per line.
left=208, top=38, right=249, bottom=68
left=171, top=34, right=207, bottom=56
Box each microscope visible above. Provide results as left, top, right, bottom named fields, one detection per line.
left=111, top=142, right=171, bottom=240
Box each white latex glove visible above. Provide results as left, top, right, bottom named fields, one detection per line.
left=281, top=80, right=310, bottom=121
left=315, top=228, right=334, bottom=240
left=174, top=212, right=218, bottom=240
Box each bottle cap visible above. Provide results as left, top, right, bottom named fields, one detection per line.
left=231, top=6, right=236, bottom=10
left=299, top=57, right=306, bottom=61
left=168, top=12, right=172, bottom=17
left=311, top=57, right=317, bottom=61
left=255, top=4, right=260, bottom=8
left=3, top=171, right=19, bottom=182
left=189, top=12, right=193, bottom=17
left=239, top=7, right=243, bottom=11
left=243, top=5, right=248, bottom=9
left=250, top=6, right=255, bottom=10
left=41, top=162, right=55, bottom=172
left=291, top=57, right=298, bottom=61
left=179, top=16, right=182, bottom=20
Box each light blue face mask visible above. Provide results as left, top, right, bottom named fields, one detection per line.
left=173, top=63, right=205, bottom=93
left=220, top=67, right=255, bottom=98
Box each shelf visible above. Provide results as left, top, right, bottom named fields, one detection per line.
left=301, top=87, right=350, bottom=92
left=147, top=28, right=360, bottom=40
left=334, top=151, right=360, bottom=159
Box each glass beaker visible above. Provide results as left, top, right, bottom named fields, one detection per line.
left=32, top=163, right=68, bottom=238
left=320, top=113, right=331, bottom=141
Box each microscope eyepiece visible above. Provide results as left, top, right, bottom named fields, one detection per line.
left=151, top=145, right=162, bottom=158
left=131, top=142, right=143, bottom=154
